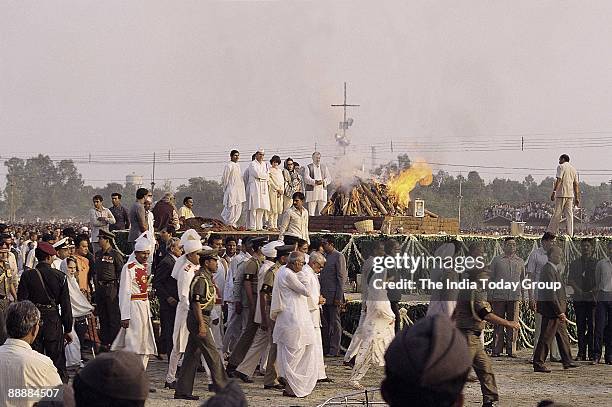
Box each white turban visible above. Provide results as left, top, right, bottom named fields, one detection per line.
left=261, top=240, right=284, bottom=259
left=181, top=229, right=203, bottom=255
left=134, top=232, right=152, bottom=252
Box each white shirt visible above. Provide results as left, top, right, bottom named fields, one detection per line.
left=279, top=205, right=309, bottom=243
left=0, top=338, right=62, bottom=407
left=527, top=247, right=549, bottom=300
left=555, top=162, right=578, bottom=198
left=89, top=207, right=116, bottom=243
left=595, top=258, right=612, bottom=292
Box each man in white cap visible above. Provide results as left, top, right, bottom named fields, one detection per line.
left=233, top=240, right=285, bottom=384
left=221, top=150, right=246, bottom=227
left=165, top=229, right=203, bottom=388
left=51, top=237, right=70, bottom=270
left=304, top=152, right=332, bottom=216
left=111, top=232, right=157, bottom=371
left=245, top=149, right=270, bottom=230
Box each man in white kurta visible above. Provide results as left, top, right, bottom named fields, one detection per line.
left=111, top=233, right=158, bottom=369
left=303, top=152, right=332, bottom=216
left=246, top=149, right=270, bottom=230
left=165, top=229, right=202, bottom=386
left=303, top=252, right=329, bottom=382
left=271, top=251, right=317, bottom=398
left=221, top=150, right=247, bottom=227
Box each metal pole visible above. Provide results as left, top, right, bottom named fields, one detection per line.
left=151, top=152, right=156, bottom=194
left=458, top=177, right=463, bottom=229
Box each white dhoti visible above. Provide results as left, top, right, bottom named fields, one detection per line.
left=276, top=344, right=317, bottom=397
left=166, top=301, right=190, bottom=382
left=222, top=203, right=242, bottom=227
left=314, top=326, right=326, bottom=380
left=344, top=307, right=367, bottom=361
left=307, top=201, right=326, bottom=216
left=111, top=300, right=158, bottom=357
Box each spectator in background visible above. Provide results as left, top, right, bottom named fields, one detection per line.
left=89, top=195, right=116, bottom=253
left=0, top=301, right=63, bottom=407
left=592, top=241, right=612, bottom=365
left=109, top=193, right=130, bottom=231
left=153, top=192, right=178, bottom=231
left=178, top=196, right=195, bottom=228
left=0, top=239, right=18, bottom=345
left=128, top=188, right=150, bottom=250
left=153, top=225, right=175, bottom=272
left=319, top=235, right=348, bottom=357
left=74, top=234, right=94, bottom=298
left=547, top=154, right=580, bottom=237
left=221, top=150, right=247, bottom=228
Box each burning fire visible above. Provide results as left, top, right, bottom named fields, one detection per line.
left=386, top=160, right=433, bottom=207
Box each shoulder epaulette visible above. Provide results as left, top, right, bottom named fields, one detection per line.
left=127, top=262, right=136, bottom=269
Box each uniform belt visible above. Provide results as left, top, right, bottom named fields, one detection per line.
left=131, top=293, right=148, bottom=301
left=35, top=303, right=58, bottom=310
left=97, top=280, right=118, bottom=286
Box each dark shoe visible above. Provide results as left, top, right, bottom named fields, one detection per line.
left=575, top=355, right=586, bottom=361
left=264, top=383, right=285, bottom=390
left=235, top=371, right=254, bottom=383
left=164, top=381, right=176, bottom=389
left=482, top=402, right=498, bottom=407
left=533, top=366, right=551, bottom=373
left=563, top=363, right=579, bottom=369
left=283, top=391, right=297, bottom=397
left=590, top=357, right=601, bottom=365
left=550, top=357, right=561, bottom=363
left=174, top=394, right=199, bottom=400
left=149, top=388, right=157, bottom=393
left=317, top=377, right=334, bottom=383
left=226, top=365, right=237, bottom=376
left=343, top=359, right=355, bottom=368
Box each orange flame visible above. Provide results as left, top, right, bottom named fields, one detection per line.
left=387, top=160, right=433, bottom=207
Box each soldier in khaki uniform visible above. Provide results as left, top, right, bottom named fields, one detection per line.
left=0, top=241, right=18, bottom=344
left=455, top=243, right=520, bottom=407
left=226, top=237, right=267, bottom=375
left=174, top=249, right=229, bottom=401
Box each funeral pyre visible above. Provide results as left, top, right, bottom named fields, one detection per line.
left=320, top=161, right=434, bottom=216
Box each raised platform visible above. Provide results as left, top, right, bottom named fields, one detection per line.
left=308, top=215, right=459, bottom=234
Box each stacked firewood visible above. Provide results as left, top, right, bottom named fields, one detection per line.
left=320, top=179, right=408, bottom=216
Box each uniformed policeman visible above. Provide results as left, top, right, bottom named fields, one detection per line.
left=261, top=244, right=293, bottom=389
left=226, top=236, right=267, bottom=374
left=455, top=243, right=520, bottom=407
left=17, top=242, right=73, bottom=382
left=174, top=249, right=229, bottom=401
left=93, top=229, right=125, bottom=351
left=0, top=240, right=18, bottom=344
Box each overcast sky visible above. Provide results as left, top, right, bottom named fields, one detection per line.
left=2, top=1, right=612, bottom=189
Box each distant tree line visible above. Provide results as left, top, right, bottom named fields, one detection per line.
left=1, top=154, right=609, bottom=226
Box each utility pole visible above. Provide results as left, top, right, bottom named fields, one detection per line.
left=151, top=152, right=156, bottom=194
left=371, top=146, right=376, bottom=171
left=331, top=82, right=360, bottom=155
left=9, top=175, right=15, bottom=222
left=458, top=176, right=463, bottom=230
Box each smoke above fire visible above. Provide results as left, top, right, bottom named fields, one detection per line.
left=386, top=160, right=433, bottom=207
